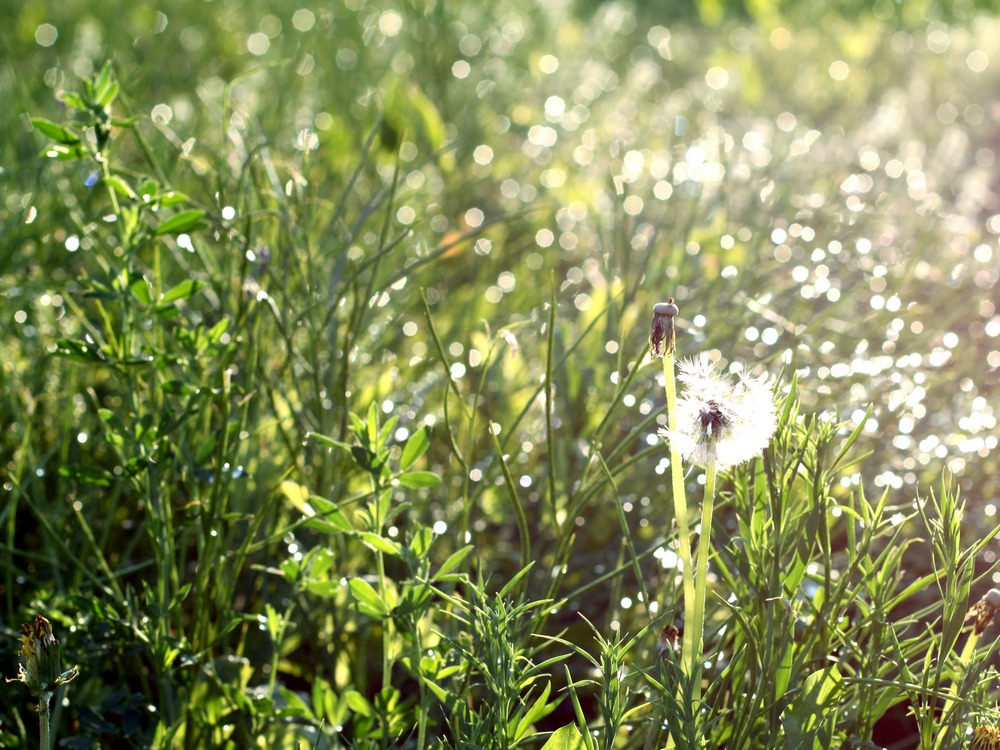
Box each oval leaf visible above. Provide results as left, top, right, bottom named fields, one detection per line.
left=58, top=464, right=114, bottom=487
left=538, top=725, right=587, bottom=750
left=400, top=426, right=430, bottom=470
left=397, top=470, right=442, bottom=488
left=155, top=209, right=206, bottom=235
left=129, top=276, right=153, bottom=305
left=158, top=190, right=191, bottom=207
left=348, top=578, right=388, bottom=618
left=159, top=279, right=205, bottom=304
left=105, top=175, right=137, bottom=199
left=43, top=143, right=86, bottom=161
left=31, top=118, right=80, bottom=145
left=356, top=531, right=401, bottom=557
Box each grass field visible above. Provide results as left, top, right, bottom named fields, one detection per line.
left=3, top=0, right=1000, bottom=747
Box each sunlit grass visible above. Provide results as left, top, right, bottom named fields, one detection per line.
left=2, top=1, right=1000, bottom=747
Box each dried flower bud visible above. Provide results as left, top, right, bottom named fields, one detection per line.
left=966, top=590, right=1000, bottom=636
left=650, top=299, right=679, bottom=357
left=6, top=615, right=78, bottom=698
left=971, top=724, right=1000, bottom=750
left=656, top=624, right=681, bottom=657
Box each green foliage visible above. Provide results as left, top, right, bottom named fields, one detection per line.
left=4, top=0, right=1000, bottom=748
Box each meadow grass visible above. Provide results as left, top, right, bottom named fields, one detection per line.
left=3, top=1, right=1000, bottom=748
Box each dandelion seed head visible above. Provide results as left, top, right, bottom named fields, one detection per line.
left=660, top=351, right=776, bottom=469
left=697, top=398, right=734, bottom=438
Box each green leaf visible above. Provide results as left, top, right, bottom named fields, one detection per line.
left=396, top=470, right=441, bottom=488
left=162, top=380, right=199, bottom=396
left=400, top=426, right=430, bottom=470
left=299, top=494, right=353, bottom=535
left=158, top=190, right=190, bottom=207
left=105, top=175, right=137, bottom=199
left=155, top=208, right=206, bottom=235
left=774, top=640, right=794, bottom=703
left=420, top=675, right=450, bottom=703
left=110, top=115, right=142, bottom=128
left=538, top=724, right=587, bottom=750
left=308, top=431, right=354, bottom=452
left=42, top=143, right=86, bottom=161
left=159, top=279, right=205, bottom=304
left=206, top=318, right=231, bottom=344
left=305, top=580, right=342, bottom=598
left=169, top=583, right=193, bottom=613
left=58, top=464, right=114, bottom=487
left=514, top=682, right=560, bottom=741
left=781, top=666, right=842, bottom=750
left=348, top=578, right=389, bottom=617
left=277, top=687, right=315, bottom=719
left=435, top=545, right=473, bottom=580
left=93, top=62, right=118, bottom=107
left=93, top=61, right=113, bottom=93
left=356, top=531, right=401, bottom=557
left=344, top=690, right=373, bottom=717
left=53, top=339, right=108, bottom=363
left=129, top=276, right=153, bottom=305
left=351, top=445, right=384, bottom=475
left=138, top=179, right=159, bottom=198
left=58, top=91, right=89, bottom=111
left=31, top=118, right=80, bottom=145
left=97, top=408, right=126, bottom=446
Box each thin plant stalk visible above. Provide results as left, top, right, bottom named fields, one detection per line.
left=931, top=633, right=977, bottom=750
left=38, top=691, right=53, bottom=750
left=8, top=616, right=77, bottom=750
left=932, top=589, right=1000, bottom=750
left=690, top=462, right=717, bottom=705
left=662, top=351, right=697, bottom=679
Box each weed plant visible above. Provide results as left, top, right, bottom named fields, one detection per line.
left=3, top=2, right=1000, bottom=748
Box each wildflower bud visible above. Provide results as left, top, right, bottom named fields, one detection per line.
left=966, top=590, right=1000, bottom=636
left=656, top=623, right=681, bottom=657
left=650, top=299, right=679, bottom=357
left=7, top=615, right=78, bottom=698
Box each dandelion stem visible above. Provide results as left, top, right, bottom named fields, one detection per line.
left=38, top=691, right=52, bottom=750
left=662, top=352, right=697, bottom=679
left=690, top=461, right=717, bottom=705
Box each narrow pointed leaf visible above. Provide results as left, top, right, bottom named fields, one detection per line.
left=31, top=118, right=80, bottom=144
left=159, top=279, right=205, bottom=304
left=348, top=578, right=388, bottom=617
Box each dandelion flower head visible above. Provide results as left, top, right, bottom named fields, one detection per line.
left=659, top=352, right=777, bottom=470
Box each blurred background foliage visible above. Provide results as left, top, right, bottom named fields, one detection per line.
left=2, top=0, right=1000, bottom=745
